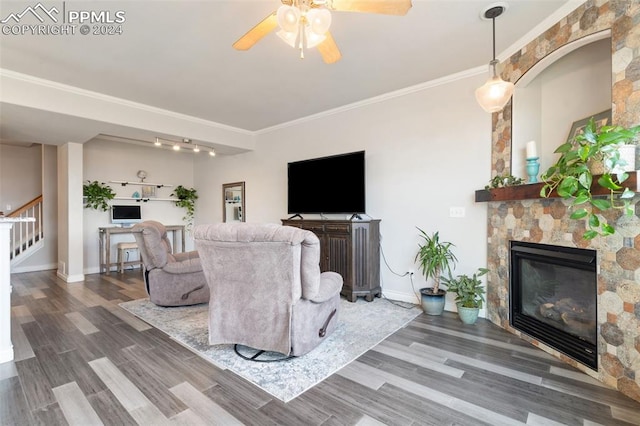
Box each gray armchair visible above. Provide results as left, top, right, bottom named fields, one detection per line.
left=132, top=220, right=209, bottom=307
left=194, top=223, right=343, bottom=357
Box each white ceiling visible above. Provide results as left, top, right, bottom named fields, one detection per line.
left=0, top=0, right=579, bottom=148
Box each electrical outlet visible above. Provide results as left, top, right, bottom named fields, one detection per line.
left=449, top=207, right=465, bottom=218
left=407, top=270, right=414, bottom=276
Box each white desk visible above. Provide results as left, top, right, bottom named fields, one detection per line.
left=98, top=225, right=185, bottom=273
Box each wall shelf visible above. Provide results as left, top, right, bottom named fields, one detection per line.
left=475, top=171, right=638, bottom=202
left=113, top=197, right=178, bottom=202
left=110, top=180, right=173, bottom=188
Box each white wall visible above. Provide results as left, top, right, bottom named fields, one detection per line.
left=83, top=140, right=197, bottom=274
left=14, top=144, right=59, bottom=272
left=512, top=38, right=611, bottom=178
left=195, top=73, right=491, bottom=313
left=0, top=144, right=41, bottom=213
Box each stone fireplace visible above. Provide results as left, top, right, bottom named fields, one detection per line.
left=484, top=1, right=640, bottom=403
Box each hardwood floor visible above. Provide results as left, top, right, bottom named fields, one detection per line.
left=2, top=270, right=640, bottom=425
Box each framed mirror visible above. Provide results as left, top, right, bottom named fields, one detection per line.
left=222, top=182, right=245, bottom=223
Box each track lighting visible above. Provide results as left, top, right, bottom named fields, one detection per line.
left=150, top=137, right=216, bottom=157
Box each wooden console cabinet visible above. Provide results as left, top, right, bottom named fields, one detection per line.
left=282, top=218, right=381, bottom=302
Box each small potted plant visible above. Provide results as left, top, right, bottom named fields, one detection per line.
left=540, top=117, right=640, bottom=240
left=414, top=228, right=457, bottom=315
left=441, top=268, right=488, bottom=324
left=171, top=185, right=198, bottom=230
left=83, top=180, right=115, bottom=212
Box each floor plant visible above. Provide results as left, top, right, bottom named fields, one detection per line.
left=441, top=267, right=488, bottom=324
left=414, top=228, right=457, bottom=315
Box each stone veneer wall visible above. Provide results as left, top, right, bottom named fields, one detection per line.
left=486, top=1, right=640, bottom=402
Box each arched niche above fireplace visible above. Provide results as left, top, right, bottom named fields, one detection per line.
left=511, top=31, right=611, bottom=180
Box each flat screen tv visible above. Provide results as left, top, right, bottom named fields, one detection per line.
left=111, top=205, right=142, bottom=226
left=288, top=151, right=365, bottom=215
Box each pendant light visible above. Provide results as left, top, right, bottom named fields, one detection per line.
left=475, top=5, right=514, bottom=113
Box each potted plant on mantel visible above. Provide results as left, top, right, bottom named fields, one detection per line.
left=414, top=228, right=457, bottom=315
left=441, top=268, right=488, bottom=325
left=540, top=117, right=640, bottom=240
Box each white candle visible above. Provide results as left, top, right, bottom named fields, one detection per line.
left=526, top=140, right=537, bottom=159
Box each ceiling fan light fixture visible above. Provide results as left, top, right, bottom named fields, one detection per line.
left=305, top=27, right=326, bottom=48
left=476, top=4, right=514, bottom=113
left=276, top=29, right=297, bottom=48
left=277, top=5, right=300, bottom=33
left=306, top=8, right=331, bottom=35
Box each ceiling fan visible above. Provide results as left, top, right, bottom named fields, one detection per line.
left=232, top=0, right=412, bottom=64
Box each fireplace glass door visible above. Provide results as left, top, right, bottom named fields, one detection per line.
left=510, top=241, right=597, bottom=369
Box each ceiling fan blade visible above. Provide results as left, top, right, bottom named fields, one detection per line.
left=232, top=12, right=278, bottom=51
left=328, top=0, right=412, bottom=15
left=318, top=32, right=342, bottom=64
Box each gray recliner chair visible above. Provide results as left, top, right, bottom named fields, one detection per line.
left=193, top=223, right=343, bottom=357
left=132, top=220, right=209, bottom=307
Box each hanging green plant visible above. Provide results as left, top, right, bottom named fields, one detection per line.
left=171, top=185, right=198, bottom=228
left=83, top=180, right=115, bottom=212
left=540, top=117, right=640, bottom=240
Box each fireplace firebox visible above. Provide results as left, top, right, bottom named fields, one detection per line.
left=510, top=241, right=597, bottom=370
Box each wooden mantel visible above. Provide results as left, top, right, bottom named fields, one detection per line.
left=475, top=171, right=639, bottom=202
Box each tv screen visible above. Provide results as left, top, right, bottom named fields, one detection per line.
left=111, top=205, right=142, bottom=225
left=288, top=151, right=365, bottom=214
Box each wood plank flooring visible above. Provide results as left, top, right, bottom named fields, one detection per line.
left=2, top=270, right=640, bottom=425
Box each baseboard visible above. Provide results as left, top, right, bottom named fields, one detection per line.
left=381, top=288, right=420, bottom=304
left=84, top=266, right=101, bottom=275
left=57, top=270, right=84, bottom=283
left=84, top=265, right=142, bottom=275
left=382, top=288, right=486, bottom=318
left=0, top=346, right=14, bottom=363
left=11, top=263, right=57, bottom=274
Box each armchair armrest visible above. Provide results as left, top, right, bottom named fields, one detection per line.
left=163, top=256, right=203, bottom=274
left=173, top=251, right=199, bottom=262
left=309, top=271, right=343, bottom=303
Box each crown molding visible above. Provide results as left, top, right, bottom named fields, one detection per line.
left=256, top=66, right=486, bottom=135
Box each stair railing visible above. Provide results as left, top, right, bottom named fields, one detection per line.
left=6, top=195, right=43, bottom=260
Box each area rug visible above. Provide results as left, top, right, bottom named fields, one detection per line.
left=119, top=297, right=421, bottom=402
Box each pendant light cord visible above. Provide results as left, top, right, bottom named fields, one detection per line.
left=492, top=15, right=496, bottom=61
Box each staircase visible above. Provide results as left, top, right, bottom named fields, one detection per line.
left=6, top=195, right=44, bottom=267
